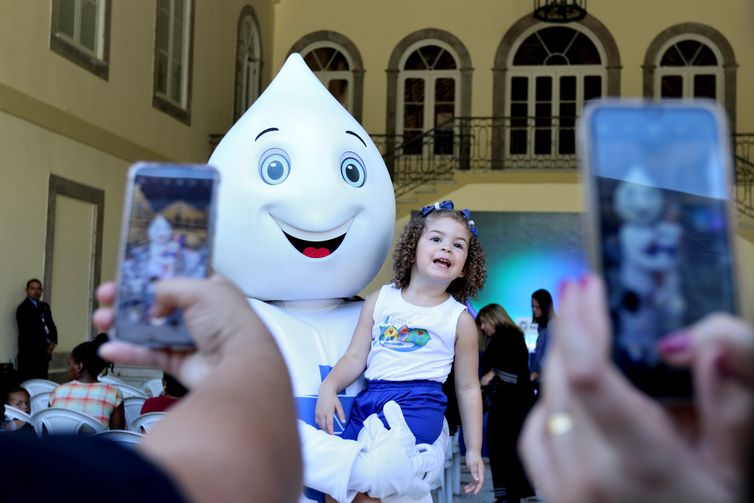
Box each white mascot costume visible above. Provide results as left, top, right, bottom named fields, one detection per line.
left=209, top=54, right=446, bottom=503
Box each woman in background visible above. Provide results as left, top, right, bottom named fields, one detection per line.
left=49, top=334, right=125, bottom=429
left=141, top=373, right=188, bottom=414
left=478, top=304, right=535, bottom=503
left=530, top=289, right=557, bottom=385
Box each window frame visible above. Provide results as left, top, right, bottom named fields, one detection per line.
left=152, top=0, right=195, bottom=125
left=301, top=41, right=355, bottom=112
left=234, top=5, right=262, bottom=121
left=50, top=0, right=111, bottom=80
left=396, top=40, right=462, bottom=158
left=653, top=34, right=724, bottom=102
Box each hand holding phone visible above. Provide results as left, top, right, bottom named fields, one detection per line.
left=114, top=163, right=219, bottom=348
left=580, top=101, right=739, bottom=400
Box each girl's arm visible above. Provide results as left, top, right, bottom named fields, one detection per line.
left=315, top=291, right=378, bottom=434
left=109, top=402, right=126, bottom=430
left=454, top=311, right=485, bottom=495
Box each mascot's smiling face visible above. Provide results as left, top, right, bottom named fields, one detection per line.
left=209, top=54, right=396, bottom=301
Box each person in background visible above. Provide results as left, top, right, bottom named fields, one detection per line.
left=477, top=304, right=535, bottom=503
left=2, top=385, right=35, bottom=434
left=0, top=275, right=301, bottom=502
left=520, top=275, right=753, bottom=503
left=49, top=334, right=125, bottom=429
left=16, top=278, right=57, bottom=380
left=530, top=289, right=556, bottom=386
left=141, top=373, right=188, bottom=414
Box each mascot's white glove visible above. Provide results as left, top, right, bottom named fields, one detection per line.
left=349, top=401, right=432, bottom=500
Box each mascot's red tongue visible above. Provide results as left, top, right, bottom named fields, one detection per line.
left=303, top=247, right=331, bottom=258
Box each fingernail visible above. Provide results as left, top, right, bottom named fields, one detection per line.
left=657, top=331, right=691, bottom=354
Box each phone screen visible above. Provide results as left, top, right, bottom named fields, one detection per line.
left=115, top=164, right=219, bottom=348
left=583, top=103, right=737, bottom=399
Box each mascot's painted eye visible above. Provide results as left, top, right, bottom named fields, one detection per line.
left=259, top=149, right=291, bottom=185
left=340, top=154, right=366, bottom=188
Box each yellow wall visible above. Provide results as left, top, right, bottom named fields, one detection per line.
left=272, top=0, right=754, bottom=133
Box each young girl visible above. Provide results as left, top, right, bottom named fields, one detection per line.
left=315, top=200, right=487, bottom=498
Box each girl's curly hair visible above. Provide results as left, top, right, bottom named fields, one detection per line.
left=391, top=210, right=487, bottom=304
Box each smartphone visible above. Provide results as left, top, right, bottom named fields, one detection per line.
left=580, top=101, right=739, bottom=400
left=114, top=163, right=220, bottom=348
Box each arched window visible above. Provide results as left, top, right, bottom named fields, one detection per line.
left=656, top=37, right=722, bottom=100
left=289, top=32, right=364, bottom=121
left=398, top=41, right=460, bottom=155
left=493, top=14, right=620, bottom=168
left=234, top=6, right=261, bottom=120
left=302, top=43, right=353, bottom=111
left=644, top=24, right=736, bottom=127
left=507, top=24, right=606, bottom=159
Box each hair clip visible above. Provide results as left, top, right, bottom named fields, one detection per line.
left=419, top=200, right=478, bottom=237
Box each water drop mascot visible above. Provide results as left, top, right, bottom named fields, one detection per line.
left=209, top=54, right=446, bottom=503
left=613, top=167, right=674, bottom=364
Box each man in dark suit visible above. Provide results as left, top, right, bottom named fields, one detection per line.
left=16, top=278, right=57, bottom=380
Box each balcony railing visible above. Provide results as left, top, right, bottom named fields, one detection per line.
left=209, top=120, right=754, bottom=217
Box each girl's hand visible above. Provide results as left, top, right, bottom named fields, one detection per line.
left=480, top=370, right=494, bottom=387
left=315, top=386, right=345, bottom=435
left=463, top=449, right=485, bottom=494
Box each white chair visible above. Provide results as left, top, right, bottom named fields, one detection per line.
left=95, top=429, right=143, bottom=447
left=129, top=412, right=167, bottom=434
left=116, top=383, right=148, bottom=399
left=32, top=407, right=105, bottom=436
left=141, top=378, right=164, bottom=398
left=123, top=396, right=146, bottom=429
left=30, top=392, right=51, bottom=415
left=98, top=374, right=126, bottom=386
left=21, top=378, right=58, bottom=396
left=4, top=404, right=32, bottom=423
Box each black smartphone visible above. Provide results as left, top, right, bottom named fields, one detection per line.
left=114, top=163, right=219, bottom=348
left=580, top=101, right=739, bottom=400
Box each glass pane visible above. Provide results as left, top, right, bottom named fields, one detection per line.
left=420, top=46, right=442, bottom=68
left=404, top=105, right=424, bottom=129
left=584, top=75, right=602, bottom=101
left=693, top=74, right=716, bottom=99
left=560, top=76, right=576, bottom=100
left=172, top=15, right=184, bottom=64
left=57, top=0, right=76, bottom=38
left=404, top=78, right=425, bottom=102
left=403, top=131, right=423, bottom=155
left=435, top=78, right=455, bottom=102
left=661, top=75, right=683, bottom=98
left=539, top=27, right=578, bottom=54
left=511, top=76, right=528, bottom=101
left=157, top=53, right=168, bottom=94
left=435, top=104, right=454, bottom=129
left=80, top=1, right=97, bottom=51
left=433, top=48, right=457, bottom=70
left=566, top=32, right=601, bottom=65
left=677, top=40, right=701, bottom=64
left=434, top=130, right=453, bottom=155
left=303, top=53, right=319, bottom=70
left=405, top=49, right=427, bottom=70
left=660, top=45, right=685, bottom=67
left=513, top=33, right=548, bottom=65
left=328, top=79, right=349, bottom=108
left=509, top=129, right=527, bottom=154
left=329, top=50, right=349, bottom=71
left=511, top=103, right=528, bottom=127
left=174, top=0, right=184, bottom=20
left=534, top=129, right=552, bottom=155
left=559, top=129, right=575, bottom=154
left=559, top=102, right=576, bottom=127
left=535, top=76, right=552, bottom=101
left=171, top=60, right=183, bottom=102
left=692, top=44, right=718, bottom=66
left=535, top=103, right=551, bottom=127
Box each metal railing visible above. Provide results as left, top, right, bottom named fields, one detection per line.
left=208, top=121, right=754, bottom=217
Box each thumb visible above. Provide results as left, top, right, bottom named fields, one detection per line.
left=412, top=444, right=442, bottom=475
left=404, top=477, right=432, bottom=500
left=382, top=400, right=409, bottom=431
